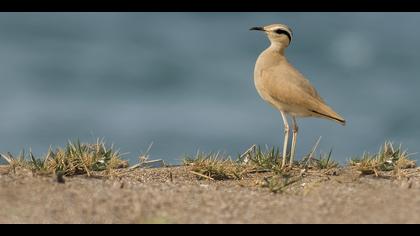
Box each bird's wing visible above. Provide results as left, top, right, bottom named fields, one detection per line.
left=286, top=64, right=325, bottom=103
left=281, top=65, right=346, bottom=124
left=260, top=65, right=345, bottom=124
left=261, top=65, right=323, bottom=109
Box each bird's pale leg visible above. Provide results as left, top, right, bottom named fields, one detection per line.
left=280, top=111, right=289, bottom=168
left=290, top=117, right=299, bottom=167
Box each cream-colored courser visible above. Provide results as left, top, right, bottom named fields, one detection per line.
left=250, top=23, right=345, bottom=168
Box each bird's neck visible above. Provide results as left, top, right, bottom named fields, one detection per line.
left=268, top=42, right=287, bottom=55
left=256, top=46, right=288, bottom=70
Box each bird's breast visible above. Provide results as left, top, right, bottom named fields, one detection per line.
left=253, top=66, right=279, bottom=108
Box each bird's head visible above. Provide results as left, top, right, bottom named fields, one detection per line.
left=250, top=23, right=293, bottom=48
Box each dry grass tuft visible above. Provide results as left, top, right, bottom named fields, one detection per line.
left=259, top=174, right=303, bottom=193
left=300, top=149, right=340, bottom=170
left=240, top=145, right=283, bottom=172
left=183, top=145, right=299, bottom=183
left=1, top=139, right=128, bottom=177
left=183, top=152, right=247, bottom=180
left=349, top=141, right=416, bottom=176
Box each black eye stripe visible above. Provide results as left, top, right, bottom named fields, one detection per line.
left=275, top=29, right=292, bottom=42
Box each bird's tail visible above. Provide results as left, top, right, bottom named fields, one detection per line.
left=310, top=102, right=346, bottom=126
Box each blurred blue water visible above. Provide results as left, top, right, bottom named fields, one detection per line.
left=0, top=12, right=419, bottom=164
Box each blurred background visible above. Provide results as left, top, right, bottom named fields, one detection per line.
left=0, top=12, right=419, bottom=164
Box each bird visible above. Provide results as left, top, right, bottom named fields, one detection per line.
left=250, top=23, right=345, bottom=168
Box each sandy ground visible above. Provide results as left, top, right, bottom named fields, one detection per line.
left=0, top=164, right=419, bottom=224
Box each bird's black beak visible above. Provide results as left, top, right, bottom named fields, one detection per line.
left=249, top=27, right=265, bottom=31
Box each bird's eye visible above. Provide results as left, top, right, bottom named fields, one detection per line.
left=274, top=29, right=292, bottom=42
left=275, top=29, right=287, bottom=34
